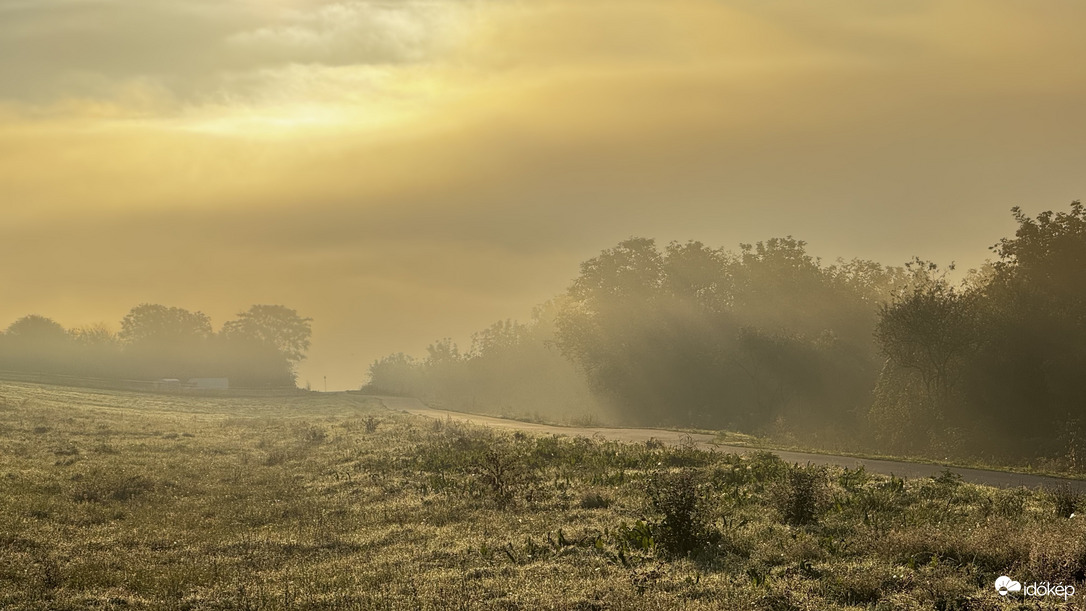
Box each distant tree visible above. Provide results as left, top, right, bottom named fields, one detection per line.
left=426, top=338, right=462, bottom=366
left=556, top=236, right=888, bottom=432
left=871, top=260, right=977, bottom=452
left=116, top=304, right=214, bottom=379
left=66, top=323, right=121, bottom=377
left=365, top=353, right=420, bottom=395
left=69, top=323, right=117, bottom=346
left=221, top=305, right=312, bottom=365
left=874, top=259, right=976, bottom=404
left=119, top=304, right=212, bottom=346
left=0, top=315, right=72, bottom=374
left=972, top=202, right=1086, bottom=459
left=870, top=202, right=1086, bottom=461
left=5, top=315, right=68, bottom=345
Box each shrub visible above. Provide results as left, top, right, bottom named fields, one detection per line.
left=646, top=469, right=714, bottom=557
left=747, top=451, right=789, bottom=485
left=772, top=464, right=827, bottom=526
left=474, top=446, right=523, bottom=501
left=1050, top=483, right=1082, bottom=518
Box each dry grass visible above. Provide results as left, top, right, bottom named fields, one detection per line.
left=0, top=381, right=1084, bottom=609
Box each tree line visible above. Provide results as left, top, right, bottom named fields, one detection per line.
left=367, top=202, right=1086, bottom=465
left=0, top=304, right=312, bottom=388
left=363, top=300, right=600, bottom=421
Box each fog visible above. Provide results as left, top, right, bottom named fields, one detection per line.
left=4, top=5, right=1086, bottom=606
left=2, top=1, right=1085, bottom=389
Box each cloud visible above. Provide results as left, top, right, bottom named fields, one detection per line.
left=2, top=0, right=1085, bottom=387
left=226, top=1, right=466, bottom=65
left=0, top=0, right=471, bottom=105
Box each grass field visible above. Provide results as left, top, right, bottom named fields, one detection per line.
left=1, top=382, right=1084, bottom=610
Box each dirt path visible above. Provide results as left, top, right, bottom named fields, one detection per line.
left=376, top=396, right=1086, bottom=492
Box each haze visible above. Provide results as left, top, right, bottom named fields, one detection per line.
left=2, top=0, right=1084, bottom=389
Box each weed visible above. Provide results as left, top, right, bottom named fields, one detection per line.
left=838, top=466, right=870, bottom=492
left=772, top=464, right=827, bottom=526
left=579, top=491, right=612, bottom=509
left=472, top=443, right=526, bottom=504
left=646, top=469, right=714, bottom=557
left=992, top=487, right=1029, bottom=518
left=618, top=520, right=656, bottom=553
left=1051, top=483, right=1082, bottom=518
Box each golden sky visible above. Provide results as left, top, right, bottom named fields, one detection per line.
left=2, top=0, right=1085, bottom=388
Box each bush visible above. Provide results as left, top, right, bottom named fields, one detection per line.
left=646, top=469, right=714, bottom=557
left=1050, top=483, right=1082, bottom=518
left=772, top=464, right=827, bottom=526
left=472, top=445, right=526, bottom=503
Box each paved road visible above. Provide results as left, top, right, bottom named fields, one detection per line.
left=377, top=396, right=1086, bottom=492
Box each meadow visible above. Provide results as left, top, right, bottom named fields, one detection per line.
left=0, top=382, right=1083, bottom=610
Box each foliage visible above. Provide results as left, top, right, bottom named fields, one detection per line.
left=4, top=315, right=69, bottom=344
left=119, top=304, right=213, bottom=346
left=554, top=237, right=900, bottom=433
left=220, top=304, right=312, bottom=364
left=872, top=202, right=1086, bottom=461
left=771, top=464, right=828, bottom=526
left=645, top=469, right=715, bottom=557
left=0, top=303, right=310, bottom=388
left=365, top=300, right=600, bottom=421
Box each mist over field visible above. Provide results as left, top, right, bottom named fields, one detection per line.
left=2, top=0, right=1086, bottom=391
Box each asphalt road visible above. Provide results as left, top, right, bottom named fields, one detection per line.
left=377, top=396, right=1086, bottom=492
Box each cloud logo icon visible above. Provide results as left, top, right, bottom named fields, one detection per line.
left=995, top=576, right=1022, bottom=596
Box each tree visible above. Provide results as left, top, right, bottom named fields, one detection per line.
left=69, top=323, right=117, bottom=347
left=4, top=315, right=68, bottom=345
left=871, top=261, right=977, bottom=452
left=0, top=315, right=72, bottom=373
left=68, top=323, right=121, bottom=377
left=972, top=202, right=1086, bottom=460
left=365, top=353, right=420, bottom=395
left=119, top=304, right=212, bottom=346
left=874, top=260, right=976, bottom=404
left=220, top=305, right=312, bottom=365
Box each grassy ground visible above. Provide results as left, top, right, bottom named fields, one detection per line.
left=1, top=382, right=1085, bottom=610
left=434, top=398, right=1086, bottom=481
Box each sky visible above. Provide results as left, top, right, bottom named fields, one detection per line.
left=2, top=0, right=1085, bottom=389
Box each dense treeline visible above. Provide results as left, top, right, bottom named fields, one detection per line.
left=0, top=304, right=311, bottom=388
left=552, top=237, right=905, bottom=435
left=368, top=202, right=1086, bottom=465
left=874, top=202, right=1086, bottom=463
left=368, top=236, right=909, bottom=439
